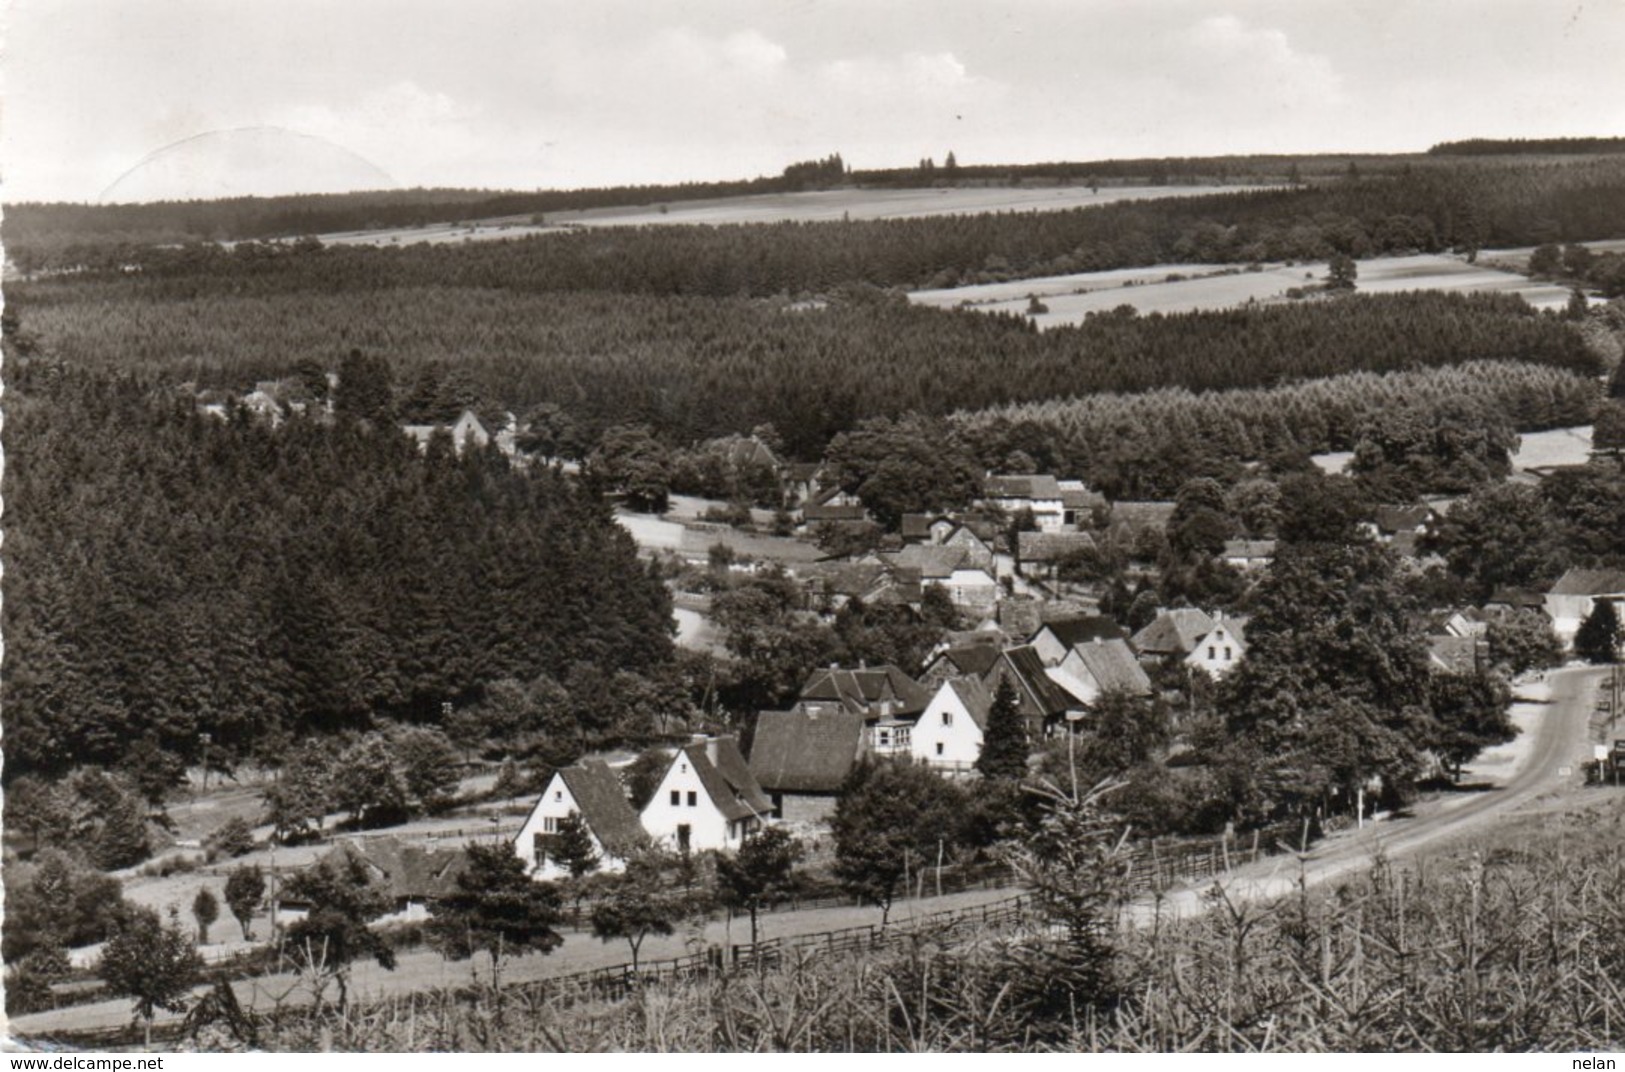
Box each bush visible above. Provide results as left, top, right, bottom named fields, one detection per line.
left=204, top=817, right=257, bottom=860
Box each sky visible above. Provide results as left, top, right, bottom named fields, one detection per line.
left=3, top=0, right=1623, bottom=203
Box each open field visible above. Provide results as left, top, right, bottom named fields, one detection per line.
left=1312, top=423, right=1594, bottom=476
left=304, top=184, right=1260, bottom=247
left=615, top=509, right=822, bottom=564
left=912, top=252, right=1579, bottom=325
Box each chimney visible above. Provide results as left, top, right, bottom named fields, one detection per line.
left=706, top=734, right=732, bottom=765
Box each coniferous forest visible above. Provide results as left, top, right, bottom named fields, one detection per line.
left=1, top=359, right=673, bottom=779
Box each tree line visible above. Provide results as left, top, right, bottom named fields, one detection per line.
left=9, top=277, right=1599, bottom=462
left=11, top=155, right=1625, bottom=291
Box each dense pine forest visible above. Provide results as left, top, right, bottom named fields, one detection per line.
left=9, top=280, right=1599, bottom=460
left=0, top=359, right=674, bottom=779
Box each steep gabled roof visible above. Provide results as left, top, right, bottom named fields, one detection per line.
left=1036, top=616, right=1127, bottom=648
left=945, top=676, right=994, bottom=730
left=1000, top=645, right=1078, bottom=716
left=1549, top=568, right=1625, bottom=597
left=1131, top=608, right=1217, bottom=656
left=749, top=710, right=865, bottom=793
left=681, top=738, right=773, bottom=822
left=1193, top=616, right=1248, bottom=651
left=1071, top=639, right=1153, bottom=696
left=929, top=643, right=1004, bottom=679
left=799, top=665, right=933, bottom=717
left=803, top=503, right=868, bottom=522
left=558, top=760, right=647, bottom=857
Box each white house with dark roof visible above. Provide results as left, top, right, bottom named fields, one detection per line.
left=910, top=677, right=994, bottom=772
left=401, top=409, right=493, bottom=456
left=514, top=759, right=647, bottom=881
left=1545, top=568, right=1625, bottom=643
left=1184, top=614, right=1248, bottom=678
left=980, top=474, right=1066, bottom=533
left=641, top=735, right=773, bottom=854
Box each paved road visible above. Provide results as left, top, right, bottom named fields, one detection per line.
left=1138, top=664, right=1607, bottom=921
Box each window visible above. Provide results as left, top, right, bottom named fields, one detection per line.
left=1208, top=646, right=1216, bottom=660
left=542, top=816, right=559, bottom=834
left=936, top=742, right=945, bottom=756
left=680, top=763, right=688, bottom=774
left=670, top=789, right=681, bottom=806
left=677, top=824, right=691, bottom=853
left=533, top=833, right=548, bottom=862
left=943, top=710, right=954, bottom=727
left=878, top=729, right=891, bottom=746
left=554, top=791, right=563, bottom=802
left=687, top=791, right=697, bottom=807
left=1224, top=646, right=1233, bottom=660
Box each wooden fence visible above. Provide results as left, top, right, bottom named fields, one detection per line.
left=515, top=894, right=1031, bottom=1009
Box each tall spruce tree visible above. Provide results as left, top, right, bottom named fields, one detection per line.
left=977, top=678, right=1030, bottom=781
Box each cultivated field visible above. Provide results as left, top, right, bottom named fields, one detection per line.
left=912, top=252, right=1579, bottom=325
left=305, top=184, right=1260, bottom=247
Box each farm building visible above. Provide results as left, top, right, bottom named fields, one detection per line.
left=910, top=677, right=994, bottom=772
left=748, top=709, right=866, bottom=823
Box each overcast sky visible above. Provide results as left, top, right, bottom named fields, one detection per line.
left=4, top=0, right=1622, bottom=203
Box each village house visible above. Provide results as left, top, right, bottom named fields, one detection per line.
left=1131, top=607, right=1218, bottom=664
left=1220, top=539, right=1276, bottom=571
left=792, top=560, right=921, bottom=614
left=1057, top=480, right=1108, bottom=528
left=900, top=514, right=959, bottom=545
left=513, top=759, right=646, bottom=881
left=640, top=735, right=773, bottom=854
left=800, top=486, right=871, bottom=528
left=1051, top=637, right=1153, bottom=705
left=882, top=544, right=998, bottom=612
left=1016, top=530, right=1097, bottom=583
left=987, top=644, right=1085, bottom=739
left=919, top=639, right=1005, bottom=691
left=401, top=409, right=495, bottom=457
left=278, top=837, right=467, bottom=927
left=1544, top=568, right=1625, bottom=643
left=748, top=708, right=866, bottom=823
left=909, top=677, right=994, bottom=773
left=1427, top=635, right=1487, bottom=675
left=1027, top=616, right=1128, bottom=667
left=1185, top=614, right=1248, bottom=678
left=980, top=474, right=1067, bottom=533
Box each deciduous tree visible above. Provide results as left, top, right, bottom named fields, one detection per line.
left=426, top=842, right=564, bottom=988
left=98, top=906, right=204, bottom=1046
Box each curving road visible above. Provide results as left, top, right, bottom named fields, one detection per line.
left=1140, top=664, right=1609, bottom=920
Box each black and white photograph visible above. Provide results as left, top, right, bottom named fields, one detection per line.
left=3, top=0, right=1625, bottom=1055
